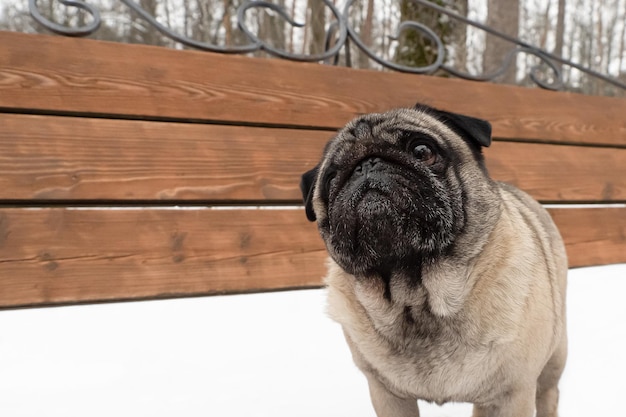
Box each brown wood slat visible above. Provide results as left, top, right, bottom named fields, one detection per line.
left=0, top=208, right=327, bottom=308
left=0, top=113, right=326, bottom=202
left=1, top=32, right=625, bottom=146
left=1, top=113, right=625, bottom=203
left=485, top=142, right=626, bottom=202
left=550, top=207, right=626, bottom=268
left=0, top=207, right=624, bottom=308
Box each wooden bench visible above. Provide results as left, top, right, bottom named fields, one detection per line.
left=1, top=31, right=625, bottom=309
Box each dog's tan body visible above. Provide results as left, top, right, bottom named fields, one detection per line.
left=326, top=184, right=567, bottom=417
left=300, top=106, right=568, bottom=417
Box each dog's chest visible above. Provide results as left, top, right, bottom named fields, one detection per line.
left=366, top=336, right=493, bottom=403
left=342, top=297, right=498, bottom=403
left=325, top=269, right=509, bottom=403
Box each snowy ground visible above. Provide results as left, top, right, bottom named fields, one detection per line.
left=1, top=263, right=625, bottom=417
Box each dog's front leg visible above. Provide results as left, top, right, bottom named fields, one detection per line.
left=366, top=374, right=420, bottom=417
left=472, top=386, right=536, bottom=417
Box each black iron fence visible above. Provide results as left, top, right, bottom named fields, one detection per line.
left=23, top=0, right=626, bottom=94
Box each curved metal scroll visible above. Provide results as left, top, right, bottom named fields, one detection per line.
left=237, top=0, right=347, bottom=62
left=27, top=0, right=626, bottom=92
left=29, top=0, right=100, bottom=37
left=118, top=0, right=259, bottom=53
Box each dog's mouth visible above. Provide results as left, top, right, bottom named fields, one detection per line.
left=327, top=175, right=418, bottom=273
left=356, top=188, right=388, bottom=207
left=323, top=160, right=456, bottom=275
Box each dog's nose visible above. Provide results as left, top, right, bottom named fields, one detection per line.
left=355, top=157, right=382, bottom=176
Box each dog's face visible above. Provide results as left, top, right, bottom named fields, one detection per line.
left=301, top=105, right=494, bottom=277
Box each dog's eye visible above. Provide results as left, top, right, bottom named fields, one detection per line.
left=411, top=143, right=437, bottom=165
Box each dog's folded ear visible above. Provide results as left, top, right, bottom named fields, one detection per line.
left=417, top=104, right=492, bottom=148
left=300, top=166, right=319, bottom=222
left=441, top=111, right=492, bottom=148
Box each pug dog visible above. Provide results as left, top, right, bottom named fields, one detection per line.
left=300, top=104, right=567, bottom=417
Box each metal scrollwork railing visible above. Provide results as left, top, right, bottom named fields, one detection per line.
left=29, top=0, right=101, bottom=36
left=27, top=0, right=626, bottom=93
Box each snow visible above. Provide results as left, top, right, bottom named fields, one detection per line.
left=0, top=263, right=625, bottom=417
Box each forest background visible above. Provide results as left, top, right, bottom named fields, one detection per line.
left=1, top=0, right=625, bottom=97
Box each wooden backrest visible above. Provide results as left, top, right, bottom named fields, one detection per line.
left=1, top=31, right=625, bottom=309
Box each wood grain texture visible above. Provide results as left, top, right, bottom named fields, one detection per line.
left=0, top=113, right=328, bottom=201
left=0, top=208, right=327, bottom=308
left=1, top=32, right=625, bottom=146
left=550, top=207, right=626, bottom=268
left=1, top=114, right=625, bottom=203
left=1, top=32, right=624, bottom=310
left=0, top=207, right=624, bottom=308
left=484, top=142, right=626, bottom=202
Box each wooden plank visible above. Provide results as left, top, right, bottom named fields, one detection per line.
left=484, top=142, right=626, bottom=202
left=0, top=208, right=327, bottom=308
left=1, top=113, right=625, bottom=203
left=0, top=113, right=325, bottom=202
left=0, top=207, right=624, bottom=308
left=550, top=207, right=626, bottom=268
left=1, top=32, right=624, bottom=146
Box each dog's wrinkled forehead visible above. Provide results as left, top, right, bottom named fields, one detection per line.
left=340, top=108, right=428, bottom=144
left=323, top=108, right=459, bottom=163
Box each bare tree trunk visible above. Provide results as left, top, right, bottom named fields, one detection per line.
left=539, top=1, right=551, bottom=49
left=578, top=0, right=595, bottom=94
left=129, top=0, right=163, bottom=46
left=451, top=0, right=468, bottom=72
left=184, top=0, right=191, bottom=40
left=221, top=0, right=232, bottom=46
left=617, top=0, right=626, bottom=79
left=34, top=0, right=55, bottom=34
left=593, top=0, right=604, bottom=95
left=554, top=0, right=566, bottom=58
left=288, top=0, right=297, bottom=53
left=554, top=0, right=566, bottom=80
left=396, top=0, right=455, bottom=70
left=484, top=0, right=519, bottom=84
left=604, top=0, right=619, bottom=76
left=595, top=0, right=604, bottom=73
left=307, top=0, right=326, bottom=55
left=358, top=0, right=375, bottom=69
left=258, top=0, right=286, bottom=52
left=164, top=0, right=172, bottom=32
left=193, top=0, right=213, bottom=43
left=564, top=0, right=579, bottom=88
left=382, top=0, right=391, bottom=62
left=225, top=0, right=248, bottom=47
